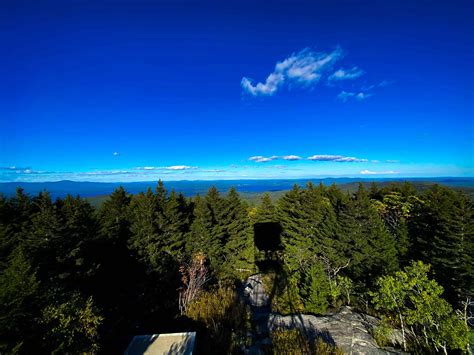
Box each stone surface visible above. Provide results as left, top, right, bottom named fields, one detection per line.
left=268, top=308, right=397, bottom=354
left=241, top=274, right=405, bottom=355
left=243, top=274, right=269, bottom=307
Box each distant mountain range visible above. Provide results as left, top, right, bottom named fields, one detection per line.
left=0, top=177, right=473, bottom=199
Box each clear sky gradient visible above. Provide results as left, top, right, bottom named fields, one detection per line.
left=1, top=0, right=473, bottom=182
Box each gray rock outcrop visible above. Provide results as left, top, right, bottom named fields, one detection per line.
left=241, top=274, right=405, bottom=354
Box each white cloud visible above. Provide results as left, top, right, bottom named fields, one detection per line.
left=201, top=169, right=226, bottom=173
left=165, top=165, right=195, bottom=170
left=135, top=165, right=197, bottom=171
left=361, top=80, right=393, bottom=91
left=282, top=155, right=302, bottom=161
left=307, top=154, right=368, bottom=163
left=360, top=170, right=399, bottom=175
left=0, top=166, right=50, bottom=174
left=1, top=166, right=31, bottom=171
left=113, top=152, right=119, bottom=156
left=242, top=47, right=343, bottom=96
left=378, top=80, right=393, bottom=87
left=241, top=73, right=284, bottom=96
left=337, top=90, right=373, bottom=102
left=80, top=170, right=131, bottom=176
left=249, top=155, right=279, bottom=163
left=328, top=66, right=364, bottom=81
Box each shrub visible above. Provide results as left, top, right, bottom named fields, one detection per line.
left=270, top=327, right=344, bottom=355
left=270, top=328, right=311, bottom=354
left=372, top=320, right=393, bottom=347
left=271, top=273, right=305, bottom=314
left=313, top=337, right=345, bottom=355
left=185, top=287, right=250, bottom=353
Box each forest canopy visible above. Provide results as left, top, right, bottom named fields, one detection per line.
left=0, top=181, right=472, bottom=354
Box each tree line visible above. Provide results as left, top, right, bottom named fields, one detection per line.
left=0, top=181, right=472, bottom=353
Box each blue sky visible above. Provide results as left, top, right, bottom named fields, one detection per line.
left=1, top=0, right=473, bottom=182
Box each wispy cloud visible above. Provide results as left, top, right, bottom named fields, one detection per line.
left=361, top=80, right=393, bottom=91
left=200, top=169, right=226, bottom=173
left=249, top=154, right=369, bottom=163
left=79, top=170, right=131, bottom=176
left=249, top=155, right=279, bottom=163
left=385, top=160, right=400, bottom=163
left=135, top=165, right=197, bottom=171
left=0, top=166, right=50, bottom=174
left=328, top=66, right=364, bottom=81
left=241, top=47, right=343, bottom=96
left=112, top=152, right=119, bottom=156
left=360, top=170, right=399, bottom=175
left=282, top=155, right=302, bottom=161
left=308, top=154, right=368, bottom=163
left=337, top=91, right=373, bottom=102
left=166, top=165, right=196, bottom=170
left=1, top=166, right=31, bottom=171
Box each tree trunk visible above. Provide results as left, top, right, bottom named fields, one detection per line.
left=398, top=311, right=407, bottom=351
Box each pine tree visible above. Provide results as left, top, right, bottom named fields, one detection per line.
left=410, top=185, right=474, bottom=306
left=300, top=261, right=330, bottom=315
left=92, top=186, right=137, bottom=325
left=22, top=192, right=66, bottom=288
left=160, top=189, right=187, bottom=257
left=0, top=247, right=40, bottom=353
left=371, top=190, right=412, bottom=263
left=220, top=188, right=254, bottom=278
left=155, top=179, right=167, bottom=212
left=338, top=184, right=398, bottom=286
left=98, top=186, right=131, bottom=243
left=277, top=185, right=309, bottom=273
left=255, top=193, right=277, bottom=223
left=57, top=195, right=97, bottom=288
left=41, top=292, right=103, bottom=354
left=187, top=193, right=222, bottom=270
left=129, top=189, right=162, bottom=270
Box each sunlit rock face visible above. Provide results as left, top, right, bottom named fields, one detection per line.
left=242, top=274, right=405, bottom=354
left=268, top=307, right=404, bottom=354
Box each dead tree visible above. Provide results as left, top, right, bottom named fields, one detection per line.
left=178, top=252, right=209, bottom=315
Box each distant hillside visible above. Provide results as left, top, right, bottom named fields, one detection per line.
left=1, top=178, right=472, bottom=207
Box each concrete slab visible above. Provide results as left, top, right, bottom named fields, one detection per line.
left=125, top=332, right=196, bottom=355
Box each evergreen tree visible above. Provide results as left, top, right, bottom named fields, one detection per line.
left=410, top=185, right=474, bottom=306
left=57, top=195, right=97, bottom=289
left=254, top=193, right=277, bottom=223
left=98, top=186, right=131, bottom=243
left=187, top=188, right=226, bottom=273
left=41, top=292, right=103, bottom=354
left=0, top=248, right=40, bottom=353
left=129, top=189, right=162, bottom=271
left=220, top=188, right=254, bottom=278
left=300, top=261, right=330, bottom=315
left=338, top=184, right=398, bottom=286
left=371, top=191, right=412, bottom=263
left=160, top=189, right=187, bottom=257
left=91, top=186, right=138, bottom=346
left=277, top=185, right=309, bottom=272
left=23, top=192, right=66, bottom=288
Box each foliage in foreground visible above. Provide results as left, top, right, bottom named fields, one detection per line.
left=270, top=327, right=344, bottom=355
left=371, top=261, right=470, bottom=354
left=0, top=181, right=472, bottom=353
left=185, top=287, right=250, bottom=353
